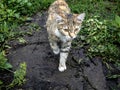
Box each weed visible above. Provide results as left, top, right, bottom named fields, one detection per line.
left=7, top=62, right=26, bottom=89
left=69, top=1, right=120, bottom=89
left=0, top=51, right=12, bottom=70
left=0, top=52, right=27, bottom=89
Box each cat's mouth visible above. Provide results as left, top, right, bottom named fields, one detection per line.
left=65, top=36, right=74, bottom=41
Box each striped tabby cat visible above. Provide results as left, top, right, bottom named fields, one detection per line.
left=46, top=0, right=85, bottom=72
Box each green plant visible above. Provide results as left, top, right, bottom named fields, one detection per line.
left=69, top=1, right=120, bottom=88
left=0, top=0, right=55, bottom=52
left=7, top=62, right=26, bottom=89
left=68, top=0, right=120, bottom=64
left=0, top=0, right=32, bottom=23
left=0, top=0, right=54, bottom=89
left=0, top=51, right=27, bottom=89
left=107, top=74, right=120, bottom=79
left=0, top=22, right=17, bottom=52
left=0, top=51, right=12, bottom=70
left=78, top=15, right=120, bottom=63
left=112, top=15, right=120, bottom=28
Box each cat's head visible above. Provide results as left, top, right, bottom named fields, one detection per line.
left=55, top=13, right=85, bottom=40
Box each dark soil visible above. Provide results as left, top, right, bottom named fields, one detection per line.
left=0, top=70, right=13, bottom=85
left=0, top=70, right=13, bottom=90
left=3, top=12, right=119, bottom=90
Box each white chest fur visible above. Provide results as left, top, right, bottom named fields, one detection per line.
left=54, top=29, right=71, bottom=42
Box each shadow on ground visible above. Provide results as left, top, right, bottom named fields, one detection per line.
left=7, top=12, right=108, bottom=90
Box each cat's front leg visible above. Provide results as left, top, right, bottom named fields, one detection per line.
left=58, top=41, right=71, bottom=72
left=49, top=38, right=60, bottom=55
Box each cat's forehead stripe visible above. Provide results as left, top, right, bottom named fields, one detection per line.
left=67, top=14, right=73, bottom=19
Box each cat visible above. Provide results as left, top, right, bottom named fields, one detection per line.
left=46, top=0, right=85, bottom=72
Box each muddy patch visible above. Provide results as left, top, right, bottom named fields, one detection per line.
left=7, top=12, right=108, bottom=90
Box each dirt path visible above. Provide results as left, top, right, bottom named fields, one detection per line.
left=7, top=12, right=108, bottom=90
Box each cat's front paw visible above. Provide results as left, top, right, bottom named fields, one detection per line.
left=58, top=65, right=67, bottom=72
left=53, top=48, right=60, bottom=54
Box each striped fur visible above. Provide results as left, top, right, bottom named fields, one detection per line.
left=46, top=0, right=85, bottom=72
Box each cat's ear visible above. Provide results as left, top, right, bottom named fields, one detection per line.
left=77, top=13, right=85, bottom=22
left=55, top=13, right=63, bottom=23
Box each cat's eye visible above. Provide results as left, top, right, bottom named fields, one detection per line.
left=64, top=29, right=68, bottom=32
left=74, top=28, right=79, bottom=32
left=58, top=20, right=64, bottom=24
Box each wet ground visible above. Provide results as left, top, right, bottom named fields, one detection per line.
left=6, top=12, right=117, bottom=90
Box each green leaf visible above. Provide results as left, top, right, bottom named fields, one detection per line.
left=27, top=3, right=32, bottom=7
left=0, top=51, right=7, bottom=65
left=18, top=38, right=26, bottom=43
left=8, top=62, right=26, bottom=88
left=4, top=63, right=13, bottom=69
left=14, top=13, right=20, bottom=18
left=108, top=74, right=120, bottom=79
left=115, top=15, right=120, bottom=27
left=26, top=17, right=32, bottom=21
left=0, top=80, right=3, bottom=85
left=0, top=51, right=12, bottom=69
left=80, top=35, right=85, bottom=40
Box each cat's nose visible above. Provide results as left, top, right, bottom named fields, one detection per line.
left=70, top=33, right=75, bottom=39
